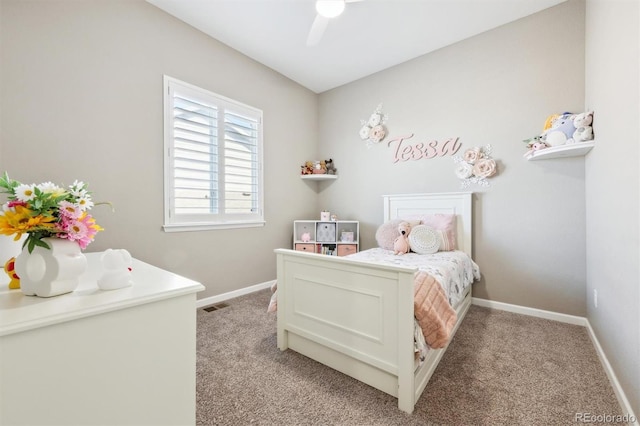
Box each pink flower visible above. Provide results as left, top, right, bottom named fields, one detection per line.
left=472, top=159, right=497, bottom=178
left=7, top=200, right=26, bottom=208
left=369, top=125, right=386, bottom=142
left=57, top=213, right=103, bottom=249
left=58, top=201, right=81, bottom=219
left=463, top=148, right=484, bottom=164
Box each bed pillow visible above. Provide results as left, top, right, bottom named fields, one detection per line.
left=406, top=214, right=457, bottom=251
left=408, top=225, right=440, bottom=254
left=375, top=218, right=420, bottom=250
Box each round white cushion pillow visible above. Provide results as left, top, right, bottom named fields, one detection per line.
left=408, top=225, right=440, bottom=254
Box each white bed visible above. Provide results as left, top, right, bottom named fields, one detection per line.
left=274, top=192, right=475, bottom=413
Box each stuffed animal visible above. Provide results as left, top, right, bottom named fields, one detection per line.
left=301, top=161, right=314, bottom=175
left=301, top=232, right=311, bottom=242
left=523, top=141, right=550, bottom=157
left=325, top=159, right=337, bottom=175
left=393, top=221, right=412, bottom=255
left=572, top=125, right=593, bottom=142
left=573, top=111, right=593, bottom=127
left=571, top=111, right=594, bottom=143
left=4, top=257, right=20, bottom=289
left=523, top=135, right=543, bottom=146
left=541, top=112, right=576, bottom=146
left=543, top=113, right=561, bottom=131
left=312, top=160, right=326, bottom=174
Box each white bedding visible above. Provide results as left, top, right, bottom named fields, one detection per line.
left=345, top=248, right=480, bottom=308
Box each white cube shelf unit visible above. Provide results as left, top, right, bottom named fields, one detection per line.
left=293, top=220, right=359, bottom=256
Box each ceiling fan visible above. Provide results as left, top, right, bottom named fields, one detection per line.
left=306, top=0, right=364, bottom=46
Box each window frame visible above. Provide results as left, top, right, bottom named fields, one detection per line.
left=162, top=75, right=265, bottom=232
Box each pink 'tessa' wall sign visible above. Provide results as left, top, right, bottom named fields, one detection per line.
left=387, top=134, right=461, bottom=163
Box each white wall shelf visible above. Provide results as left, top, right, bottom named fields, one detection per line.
left=525, top=141, right=595, bottom=161
left=300, top=174, right=338, bottom=181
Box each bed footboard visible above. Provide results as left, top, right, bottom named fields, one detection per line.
left=275, top=248, right=419, bottom=413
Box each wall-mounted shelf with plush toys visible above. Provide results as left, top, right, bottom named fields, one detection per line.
left=525, top=141, right=595, bottom=161
left=300, top=159, right=338, bottom=180
left=524, top=111, right=594, bottom=161
left=301, top=174, right=338, bottom=181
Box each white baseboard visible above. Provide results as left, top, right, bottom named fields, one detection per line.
left=471, top=297, right=587, bottom=326
left=196, top=279, right=275, bottom=309
left=472, top=297, right=637, bottom=424
left=584, top=321, right=639, bottom=426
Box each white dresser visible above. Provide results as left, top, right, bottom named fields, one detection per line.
left=0, top=252, right=204, bottom=426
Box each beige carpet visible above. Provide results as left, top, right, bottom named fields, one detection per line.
left=196, top=289, right=622, bottom=425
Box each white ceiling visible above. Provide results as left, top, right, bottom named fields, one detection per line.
left=146, top=0, right=567, bottom=94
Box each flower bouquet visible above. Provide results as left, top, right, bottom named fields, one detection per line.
left=0, top=172, right=104, bottom=253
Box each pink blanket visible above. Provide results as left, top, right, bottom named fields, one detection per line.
left=413, top=271, right=457, bottom=349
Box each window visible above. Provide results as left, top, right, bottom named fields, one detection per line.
left=163, top=76, right=264, bottom=231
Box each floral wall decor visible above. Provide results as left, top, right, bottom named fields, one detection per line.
left=359, top=104, right=388, bottom=148
left=358, top=104, right=462, bottom=163
left=453, top=145, right=498, bottom=188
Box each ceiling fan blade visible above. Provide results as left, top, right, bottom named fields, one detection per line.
left=306, top=14, right=329, bottom=46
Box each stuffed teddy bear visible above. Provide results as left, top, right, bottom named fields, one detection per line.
left=572, top=125, right=593, bottom=142
left=573, top=111, right=593, bottom=128
left=393, top=221, right=412, bottom=255
left=571, top=111, right=594, bottom=143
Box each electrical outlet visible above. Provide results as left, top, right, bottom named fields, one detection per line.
left=594, top=289, right=598, bottom=308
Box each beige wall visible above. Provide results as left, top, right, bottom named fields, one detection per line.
left=585, top=0, right=639, bottom=415
left=0, top=0, right=319, bottom=299
left=2, top=0, right=638, bottom=415
left=318, top=0, right=587, bottom=315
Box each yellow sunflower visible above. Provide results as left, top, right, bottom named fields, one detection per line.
left=0, top=205, right=57, bottom=240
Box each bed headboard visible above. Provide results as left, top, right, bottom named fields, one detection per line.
left=382, top=192, right=473, bottom=256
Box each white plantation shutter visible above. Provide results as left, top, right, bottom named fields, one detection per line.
left=163, top=76, right=264, bottom=231
left=224, top=111, right=259, bottom=214
left=172, top=94, right=219, bottom=215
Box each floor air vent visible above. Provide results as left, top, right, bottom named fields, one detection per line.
left=202, top=303, right=229, bottom=312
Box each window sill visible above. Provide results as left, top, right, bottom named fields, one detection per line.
left=163, top=220, right=266, bottom=232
